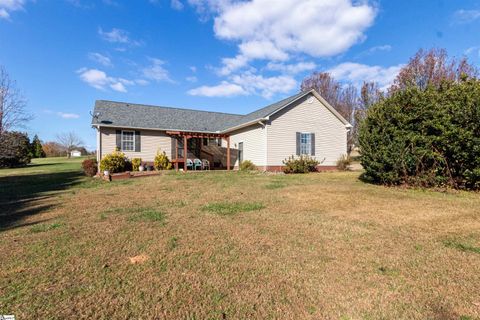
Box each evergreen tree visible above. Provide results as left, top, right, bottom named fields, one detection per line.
left=31, top=134, right=46, bottom=158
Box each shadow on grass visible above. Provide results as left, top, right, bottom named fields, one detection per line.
left=0, top=171, right=84, bottom=231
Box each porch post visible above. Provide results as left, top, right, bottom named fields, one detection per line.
left=184, top=135, right=188, bottom=172
left=226, top=135, right=231, bottom=171
left=175, top=138, right=179, bottom=171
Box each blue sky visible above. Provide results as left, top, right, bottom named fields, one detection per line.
left=1, top=0, right=479, bottom=150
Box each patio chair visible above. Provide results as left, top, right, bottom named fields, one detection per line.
left=193, top=158, right=203, bottom=170
left=186, top=159, right=194, bottom=170
left=202, top=159, right=210, bottom=170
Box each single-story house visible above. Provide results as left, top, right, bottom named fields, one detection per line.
left=70, top=150, right=82, bottom=157
left=91, top=89, right=351, bottom=171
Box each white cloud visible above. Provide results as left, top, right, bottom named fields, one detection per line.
left=453, top=9, right=480, bottom=23
left=171, top=0, right=184, bottom=10
left=57, top=112, right=80, bottom=119
left=0, top=0, right=25, bottom=20
left=188, top=82, right=247, bottom=97
left=266, top=61, right=317, bottom=74
left=230, top=72, right=297, bottom=98
left=188, top=71, right=297, bottom=99
left=109, top=82, right=127, bottom=92
left=142, top=58, right=173, bottom=82
left=465, top=46, right=480, bottom=57
left=217, top=55, right=249, bottom=76
left=368, top=44, right=392, bottom=53
left=88, top=52, right=112, bottom=67
left=135, top=79, right=150, bottom=86
left=212, top=0, right=375, bottom=57
left=77, top=68, right=134, bottom=92
left=190, top=66, right=197, bottom=73
left=186, top=76, right=198, bottom=82
left=190, top=0, right=376, bottom=77
left=239, top=40, right=289, bottom=61
left=44, top=109, right=80, bottom=119
left=98, top=27, right=141, bottom=46
left=328, top=62, right=403, bottom=90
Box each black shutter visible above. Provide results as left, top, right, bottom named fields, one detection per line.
left=311, top=133, right=315, bottom=156
left=135, top=131, right=141, bottom=152
left=116, top=130, right=121, bottom=150
left=296, top=132, right=301, bottom=155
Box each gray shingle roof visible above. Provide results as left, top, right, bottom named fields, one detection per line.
left=91, top=91, right=309, bottom=132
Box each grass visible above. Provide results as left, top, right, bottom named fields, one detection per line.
left=0, top=161, right=480, bottom=319
left=29, top=222, right=63, bottom=233
left=201, top=201, right=265, bottom=215
left=128, top=209, right=166, bottom=223
left=444, top=239, right=480, bottom=254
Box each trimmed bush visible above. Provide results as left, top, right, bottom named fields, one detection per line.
left=336, top=155, right=351, bottom=171
left=154, top=150, right=172, bottom=170
left=82, top=158, right=98, bottom=177
left=239, top=160, right=256, bottom=171
left=0, top=131, right=32, bottom=168
left=283, top=155, right=319, bottom=174
left=359, top=79, right=480, bottom=190
left=131, top=158, right=142, bottom=171
left=100, top=150, right=128, bottom=173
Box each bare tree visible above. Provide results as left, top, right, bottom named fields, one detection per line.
left=56, top=132, right=84, bottom=158
left=390, top=48, right=478, bottom=92
left=301, top=72, right=341, bottom=108
left=0, top=66, right=32, bottom=134
left=360, top=81, right=383, bottom=110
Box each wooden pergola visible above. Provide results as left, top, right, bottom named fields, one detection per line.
left=166, top=131, right=231, bottom=172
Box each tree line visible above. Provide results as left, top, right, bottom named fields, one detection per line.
left=300, top=48, right=479, bottom=189
left=300, top=48, right=477, bottom=152
left=0, top=66, right=88, bottom=168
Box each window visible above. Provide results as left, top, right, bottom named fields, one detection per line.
left=300, top=133, right=311, bottom=155
left=121, top=130, right=134, bottom=151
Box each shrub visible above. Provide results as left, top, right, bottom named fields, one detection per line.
left=239, top=160, right=256, bottom=171
left=359, top=79, right=480, bottom=190
left=82, top=158, right=98, bottom=177
left=336, top=154, right=351, bottom=171
left=282, top=155, right=319, bottom=174
left=99, top=150, right=128, bottom=173
left=131, top=158, right=142, bottom=171
left=0, top=131, right=32, bottom=168
left=154, top=150, right=172, bottom=170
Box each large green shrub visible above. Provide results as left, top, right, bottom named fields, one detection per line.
left=0, top=131, right=32, bottom=168
left=359, top=79, right=480, bottom=190
left=100, top=150, right=128, bottom=173
left=154, top=150, right=172, bottom=170
left=283, top=155, right=319, bottom=174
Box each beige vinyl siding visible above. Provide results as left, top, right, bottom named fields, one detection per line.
left=229, top=124, right=266, bottom=167
left=266, top=93, right=348, bottom=166
left=100, top=127, right=171, bottom=162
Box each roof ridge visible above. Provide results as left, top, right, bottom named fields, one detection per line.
left=96, top=100, right=244, bottom=117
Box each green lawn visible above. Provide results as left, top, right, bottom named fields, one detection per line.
left=0, top=159, right=479, bottom=319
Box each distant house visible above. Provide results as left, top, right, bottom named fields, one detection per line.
left=91, top=89, right=351, bottom=171
left=70, top=150, right=82, bottom=157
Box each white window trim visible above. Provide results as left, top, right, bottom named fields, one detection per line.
left=121, top=130, right=135, bottom=152
left=300, top=132, right=312, bottom=156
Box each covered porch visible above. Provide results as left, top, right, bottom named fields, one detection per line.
left=166, top=130, right=234, bottom=172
